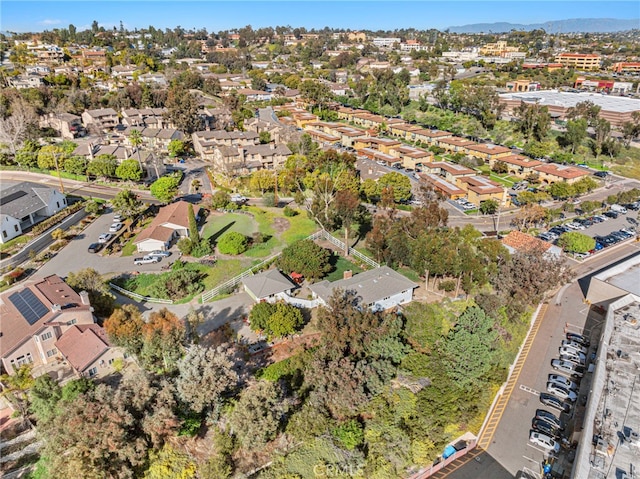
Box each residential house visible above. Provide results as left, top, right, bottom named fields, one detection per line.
left=412, top=129, right=453, bottom=146
left=387, top=122, right=422, bottom=141
left=353, top=137, right=401, bottom=154
left=307, top=129, right=341, bottom=146
left=244, top=144, right=292, bottom=169
left=40, top=112, right=85, bottom=139
left=192, top=130, right=259, bottom=160
left=237, top=89, right=273, bottom=101
left=436, top=137, right=476, bottom=155
left=418, top=173, right=466, bottom=200
left=133, top=201, right=199, bottom=252
left=242, top=269, right=297, bottom=303
left=310, top=266, right=418, bottom=312
left=487, top=154, right=541, bottom=177
left=123, top=126, right=184, bottom=151
left=81, top=108, right=119, bottom=131
left=121, top=108, right=168, bottom=129
left=533, top=163, right=591, bottom=185
left=0, top=182, right=67, bottom=243
left=9, top=74, right=44, bottom=89
left=501, top=230, right=562, bottom=259
left=0, top=275, right=95, bottom=376
left=389, top=145, right=433, bottom=169
left=465, top=143, right=512, bottom=162
left=425, top=162, right=476, bottom=183
left=55, top=324, right=124, bottom=379
left=457, top=176, right=508, bottom=206
left=138, top=72, right=168, bottom=86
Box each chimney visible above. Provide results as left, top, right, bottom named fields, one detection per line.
left=51, top=304, right=62, bottom=313
left=343, top=270, right=352, bottom=280
left=79, top=291, right=90, bottom=305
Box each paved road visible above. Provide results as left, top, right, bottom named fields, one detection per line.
left=442, top=241, right=640, bottom=479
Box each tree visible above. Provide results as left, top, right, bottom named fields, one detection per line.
left=210, top=190, right=230, bottom=209
left=188, top=202, right=199, bottom=246
left=116, top=159, right=143, bottom=181
left=87, top=154, right=118, bottom=179
left=249, top=302, right=276, bottom=332
left=104, top=304, right=146, bottom=356
left=29, top=374, right=62, bottom=425
left=442, top=306, right=498, bottom=389
left=66, top=268, right=115, bottom=317
left=217, top=231, right=248, bottom=255
left=15, top=140, right=40, bottom=168
left=140, top=308, right=185, bottom=373
left=144, top=445, right=196, bottom=479
left=0, top=365, right=34, bottom=422
left=165, top=84, right=202, bottom=134
left=63, top=156, right=88, bottom=175
left=128, top=129, right=144, bottom=171
left=334, top=190, right=361, bottom=255
left=514, top=101, right=551, bottom=142
left=562, top=118, right=588, bottom=154
left=491, top=161, right=508, bottom=174
left=112, top=189, right=143, bottom=219
left=377, top=172, right=412, bottom=203
left=0, top=97, right=37, bottom=155
left=37, top=144, right=64, bottom=170
left=249, top=169, right=275, bottom=194
left=229, top=380, right=288, bottom=448
left=85, top=200, right=101, bottom=215
left=547, top=181, right=575, bottom=200
left=167, top=139, right=186, bottom=158
left=150, top=176, right=180, bottom=203
left=176, top=345, right=238, bottom=414
left=557, top=232, right=595, bottom=253
left=259, top=131, right=271, bottom=144
left=252, top=302, right=305, bottom=339
left=277, top=239, right=332, bottom=280
left=591, top=117, right=611, bottom=157
left=479, top=199, right=499, bottom=215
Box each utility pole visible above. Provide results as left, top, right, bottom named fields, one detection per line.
left=273, top=167, right=278, bottom=207
left=53, top=154, right=65, bottom=194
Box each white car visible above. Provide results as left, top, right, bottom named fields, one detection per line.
left=559, top=346, right=587, bottom=362
left=548, top=374, right=579, bottom=392
left=529, top=431, right=560, bottom=453
left=113, top=213, right=123, bottom=221
left=560, top=353, right=587, bottom=367
left=560, top=340, right=588, bottom=355
left=133, top=256, right=159, bottom=265
left=546, top=383, right=578, bottom=402
left=109, top=222, right=123, bottom=233
left=98, top=233, right=113, bottom=244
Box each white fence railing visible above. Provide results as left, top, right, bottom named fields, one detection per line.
left=109, top=283, right=174, bottom=304
left=199, top=229, right=380, bottom=303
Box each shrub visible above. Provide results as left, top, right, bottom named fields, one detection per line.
left=190, top=240, right=213, bottom=258
left=438, top=280, right=456, bottom=292
left=49, top=241, right=67, bottom=252
left=263, top=192, right=276, bottom=207
left=332, top=420, right=364, bottom=450
left=283, top=206, right=298, bottom=217
left=210, top=191, right=230, bottom=209
left=217, top=232, right=248, bottom=255
left=177, top=237, right=193, bottom=255
left=3, top=268, right=24, bottom=285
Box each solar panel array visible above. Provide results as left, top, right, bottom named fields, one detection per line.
left=0, top=190, right=27, bottom=207
left=8, top=289, right=50, bottom=325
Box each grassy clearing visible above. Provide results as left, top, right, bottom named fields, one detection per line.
left=326, top=255, right=364, bottom=282
left=202, top=213, right=257, bottom=241
left=201, top=259, right=250, bottom=290
left=280, top=214, right=318, bottom=244
left=489, top=173, right=517, bottom=186
left=397, top=266, right=421, bottom=283
left=244, top=236, right=279, bottom=258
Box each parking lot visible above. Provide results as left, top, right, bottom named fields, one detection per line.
left=536, top=202, right=640, bottom=259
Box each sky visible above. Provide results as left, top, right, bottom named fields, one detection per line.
left=1, top=1, right=639, bottom=33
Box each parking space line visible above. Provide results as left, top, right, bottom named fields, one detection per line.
left=519, top=384, right=540, bottom=396
left=526, top=443, right=549, bottom=455
left=522, top=456, right=538, bottom=463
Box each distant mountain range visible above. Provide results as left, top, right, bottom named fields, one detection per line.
left=447, top=18, right=639, bottom=34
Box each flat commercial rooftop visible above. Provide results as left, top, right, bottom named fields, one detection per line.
left=500, top=90, right=640, bottom=114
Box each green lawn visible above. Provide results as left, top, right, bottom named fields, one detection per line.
left=202, top=213, right=257, bottom=241
left=326, top=255, right=364, bottom=282
left=489, top=173, right=518, bottom=187
left=280, top=214, right=318, bottom=244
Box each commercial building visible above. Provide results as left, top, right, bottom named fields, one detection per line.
left=556, top=53, right=601, bottom=71
left=575, top=254, right=640, bottom=479
left=499, top=90, right=640, bottom=127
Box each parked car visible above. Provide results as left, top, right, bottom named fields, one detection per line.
left=133, top=256, right=160, bottom=265
left=532, top=418, right=560, bottom=438
left=610, top=204, right=627, bottom=214
left=109, top=222, right=123, bottom=233
left=566, top=332, right=590, bottom=347
left=594, top=171, right=610, bottom=178
left=551, top=359, right=585, bottom=379
left=539, top=393, right=572, bottom=413
left=560, top=352, right=587, bottom=367
left=113, top=213, right=123, bottom=221
left=535, top=409, right=565, bottom=431
left=98, top=233, right=113, bottom=244
left=548, top=374, right=579, bottom=392
left=559, top=346, right=586, bottom=360
left=87, top=242, right=103, bottom=253
left=561, top=339, right=588, bottom=354
left=148, top=250, right=172, bottom=258
left=546, top=383, right=578, bottom=402
left=604, top=211, right=619, bottom=219
left=529, top=431, right=561, bottom=453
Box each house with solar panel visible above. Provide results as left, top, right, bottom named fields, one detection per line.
left=0, top=182, right=67, bottom=243
left=0, top=275, right=124, bottom=380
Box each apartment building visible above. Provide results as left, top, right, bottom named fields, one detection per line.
left=555, top=53, right=601, bottom=71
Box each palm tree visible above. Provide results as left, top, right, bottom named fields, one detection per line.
left=128, top=129, right=144, bottom=173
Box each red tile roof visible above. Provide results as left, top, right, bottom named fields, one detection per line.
left=502, top=230, right=551, bottom=253
left=55, top=324, right=111, bottom=372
